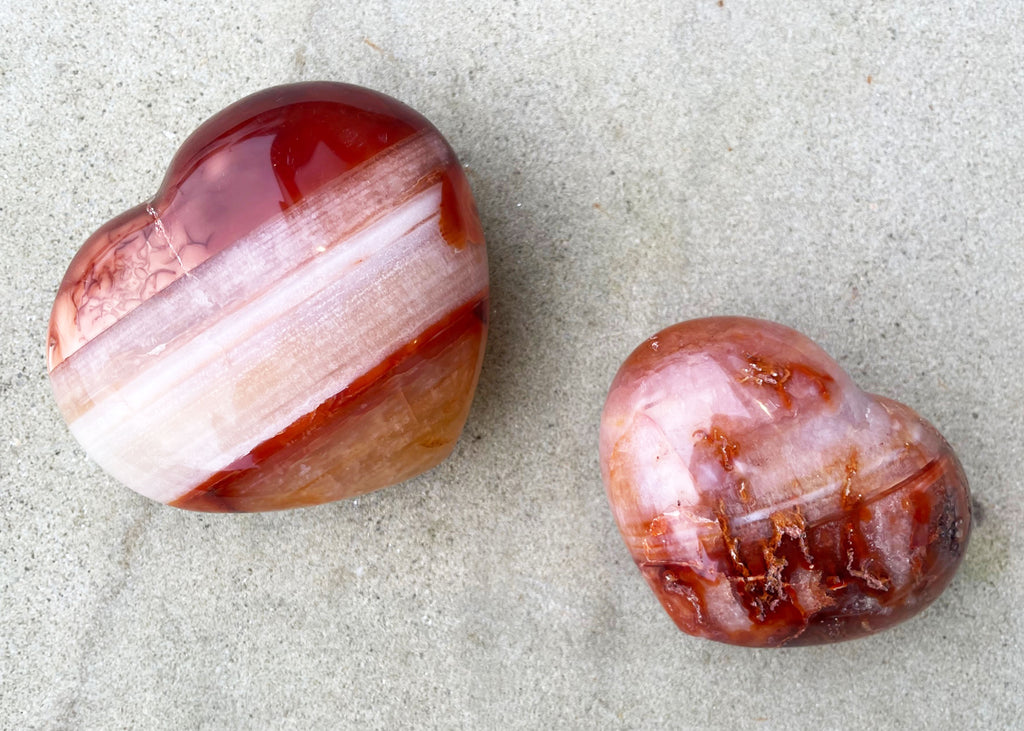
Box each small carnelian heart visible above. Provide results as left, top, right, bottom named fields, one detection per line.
left=48, top=82, right=488, bottom=512
left=600, top=317, right=971, bottom=646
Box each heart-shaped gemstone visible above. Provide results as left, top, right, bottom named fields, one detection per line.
left=48, top=82, right=488, bottom=512
left=600, top=317, right=971, bottom=646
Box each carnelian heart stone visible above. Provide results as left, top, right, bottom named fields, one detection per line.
left=600, top=317, right=971, bottom=646
left=48, top=82, right=488, bottom=512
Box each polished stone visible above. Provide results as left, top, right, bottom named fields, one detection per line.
left=48, top=82, right=488, bottom=512
left=600, top=317, right=971, bottom=646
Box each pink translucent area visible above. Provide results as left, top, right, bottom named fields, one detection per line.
left=600, top=317, right=971, bottom=647
left=47, top=82, right=483, bottom=371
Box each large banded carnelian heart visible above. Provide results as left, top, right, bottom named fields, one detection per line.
left=48, top=82, right=488, bottom=512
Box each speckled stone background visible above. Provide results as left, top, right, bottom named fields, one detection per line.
left=2, top=1, right=1021, bottom=728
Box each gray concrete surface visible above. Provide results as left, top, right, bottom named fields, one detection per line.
left=2, top=1, right=1021, bottom=728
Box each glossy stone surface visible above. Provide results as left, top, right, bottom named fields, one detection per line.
left=48, top=82, right=488, bottom=512
left=599, top=317, right=971, bottom=647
